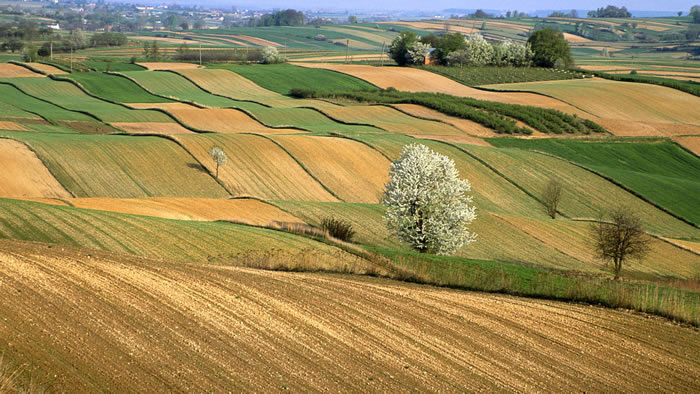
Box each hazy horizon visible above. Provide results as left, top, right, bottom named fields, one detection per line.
left=209, top=1, right=696, bottom=13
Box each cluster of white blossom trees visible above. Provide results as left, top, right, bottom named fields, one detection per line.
left=389, top=31, right=533, bottom=67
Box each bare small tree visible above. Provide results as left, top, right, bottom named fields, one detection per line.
left=591, top=207, right=650, bottom=280
left=541, top=178, right=563, bottom=219
left=208, top=146, right=227, bottom=180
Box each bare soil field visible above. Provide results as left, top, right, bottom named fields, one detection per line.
left=296, top=64, right=589, bottom=116
left=0, top=63, right=42, bottom=77
left=391, top=104, right=498, bottom=137
left=137, top=62, right=203, bottom=71
left=168, top=108, right=302, bottom=134
left=126, top=102, right=199, bottom=111
left=69, top=197, right=303, bottom=225
left=0, top=139, right=71, bottom=199
left=320, top=104, right=463, bottom=135
left=0, top=120, right=27, bottom=131
left=111, top=121, right=194, bottom=134
left=24, top=62, right=67, bottom=75
left=486, top=78, right=700, bottom=125
left=173, top=134, right=340, bottom=201
left=271, top=135, right=391, bottom=203
left=0, top=239, right=698, bottom=392
left=674, top=136, right=700, bottom=156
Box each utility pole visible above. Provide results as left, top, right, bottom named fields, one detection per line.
left=380, top=41, right=385, bottom=67
left=199, top=43, right=202, bottom=66
left=50, top=41, right=53, bottom=60
left=345, top=39, right=350, bottom=63
left=70, top=47, right=73, bottom=72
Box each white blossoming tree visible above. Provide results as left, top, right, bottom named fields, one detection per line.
left=208, top=146, right=227, bottom=180
left=405, top=41, right=432, bottom=65
left=382, top=144, right=477, bottom=255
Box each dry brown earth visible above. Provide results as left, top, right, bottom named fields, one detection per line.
left=68, top=197, right=303, bottom=225
left=24, top=62, right=67, bottom=75
left=0, top=139, right=71, bottom=198
left=674, top=135, right=700, bottom=155
left=0, top=63, right=43, bottom=77
left=111, top=122, right=194, bottom=134
left=167, top=108, right=302, bottom=134
left=0, top=239, right=698, bottom=392
left=295, top=64, right=589, bottom=116
left=137, top=62, right=203, bottom=70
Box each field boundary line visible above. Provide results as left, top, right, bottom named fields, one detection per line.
left=166, top=69, right=276, bottom=108
left=52, top=74, right=211, bottom=134
left=251, top=133, right=345, bottom=202
left=531, top=150, right=698, bottom=228
left=298, top=106, right=386, bottom=131
left=570, top=217, right=700, bottom=257
left=8, top=61, right=48, bottom=76
left=424, top=138, right=564, bottom=218
left=325, top=133, right=393, bottom=161
left=0, top=136, right=76, bottom=198
left=0, top=81, right=106, bottom=124
left=472, top=84, right=602, bottom=120
left=379, top=103, right=486, bottom=137
left=106, top=71, right=295, bottom=133
left=121, top=133, right=233, bottom=195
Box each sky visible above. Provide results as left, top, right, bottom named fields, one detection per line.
left=229, top=1, right=696, bottom=12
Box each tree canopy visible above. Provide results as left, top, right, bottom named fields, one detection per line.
left=527, top=29, right=573, bottom=68
left=382, top=144, right=477, bottom=255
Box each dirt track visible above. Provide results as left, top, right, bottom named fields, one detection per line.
left=0, top=239, right=698, bottom=392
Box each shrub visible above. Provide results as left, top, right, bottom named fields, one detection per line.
left=321, top=217, right=356, bottom=241
left=289, top=88, right=317, bottom=98
left=261, top=46, right=286, bottom=64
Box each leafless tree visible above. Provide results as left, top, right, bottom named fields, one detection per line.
left=541, top=178, right=563, bottom=219
left=591, top=207, right=650, bottom=280
left=209, top=146, right=227, bottom=180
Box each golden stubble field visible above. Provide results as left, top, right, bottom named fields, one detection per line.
left=0, top=239, right=698, bottom=392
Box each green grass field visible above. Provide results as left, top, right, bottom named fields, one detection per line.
left=122, top=71, right=240, bottom=107
left=0, top=83, right=95, bottom=121
left=3, top=77, right=174, bottom=123
left=0, top=198, right=348, bottom=263
left=423, top=65, right=585, bottom=86
left=212, top=64, right=375, bottom=95
left=487, top=138, right=700, bottom=225
left=64, top=72, right=174, bottom=104
left=6, top=132, right=229, bottom=198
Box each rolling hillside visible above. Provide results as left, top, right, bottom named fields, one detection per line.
left=0, top=239, right=698, bottom=392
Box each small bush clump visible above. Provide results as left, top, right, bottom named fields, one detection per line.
left=321, top=217, right=356, bottom=241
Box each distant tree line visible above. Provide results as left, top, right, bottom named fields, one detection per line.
left=588, top=5, right=631, bottom=18
left=249, top=9, right=305, bottom=27
left=389, top=31, right=534, bottom=67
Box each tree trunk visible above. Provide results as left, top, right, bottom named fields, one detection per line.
left=215, top=163, right=219, bottom=180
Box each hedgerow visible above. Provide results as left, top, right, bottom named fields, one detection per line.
left=299, top=88, right=606, bottom=135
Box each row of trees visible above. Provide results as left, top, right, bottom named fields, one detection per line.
left=389, top=29, right=572, bottom=69
left=587, top=5, right=632, bottom=18
left=249, top=9, right=305, bottom=27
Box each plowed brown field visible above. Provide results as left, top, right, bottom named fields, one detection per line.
left=137, top=62, right=203, bottom=70
left=320, top=105, right=463, bottom=135
left=296, top=64, right=588, bottom=116
left=168, top=108, right=302, bottom=133
left=111, top=122, right=194, bottom=134
left=0, top=63, right=43, bottom=77
left=1, top=239, right=698, bottom=392
left=391, top=104, right=497, bottom=136
left=271, top=135, right=391, bottom=202
left=69, top=197, right=303, bottom=224
left=24, top=62, right=67, bottom=75
left=0, top=121, right=28, bottom=131
left=173, top=134, right=339, bottom=201
left=0, top=139, right=71, bottom=198
left=674, top=136, right=700, bottom=155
